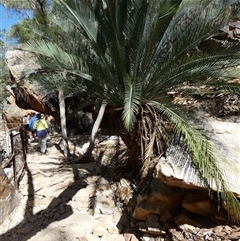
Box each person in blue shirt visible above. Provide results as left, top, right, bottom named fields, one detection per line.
left=28, top=112, right=38, bottom=139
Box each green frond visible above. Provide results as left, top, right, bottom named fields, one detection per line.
left=23, top=39, right=87, bottom=74
left=144, top=40, right=240, bottom=97
left=122, top=76, right=142, bottom=131
left=152, top=101, right=240, bottom=223
left=218, top=82, right=240, bottom=95
left=54, top=0, right=98, bottom=42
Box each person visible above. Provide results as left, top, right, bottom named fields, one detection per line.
left=22, top=114, right=29, bottom=130
left=22, top=114, right=30, bottom=145
left=28, top=112, right=38, bottom=139
left=33, top=113, right=49, bottom=155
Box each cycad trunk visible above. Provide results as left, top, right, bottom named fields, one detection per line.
left=117, top=106, right=173, bottom=180
left=118, top=125, right=143, bottom=177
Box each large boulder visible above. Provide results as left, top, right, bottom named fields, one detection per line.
left=153, top=119, right=240, bottom=198
left=5, top=48, right=40, bottom=83
left=3, top=49, right=59, bottom=127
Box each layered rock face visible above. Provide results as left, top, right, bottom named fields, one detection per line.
left=0, top=166, right=20, bottom=225
left=4, top=49, right=95, bottom=132
left=132, top=118, right=240, bottom=229
left=4, top=48, right=59, bottom=129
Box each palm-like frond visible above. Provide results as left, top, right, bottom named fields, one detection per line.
left=218, top=82, right=240, bottom=95
left=122, top=76, right=142, bottom=131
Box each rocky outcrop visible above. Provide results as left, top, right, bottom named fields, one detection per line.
left=4, top=48, right=59, bottom=126
left=4, top=49, right=95, bottom=132
left=0, top=166, right=20, bottom=225
left=153, top=119, right=240, bottom=197
left=132, top=118, right=240, bottom=229
left=5, top=49, right=40, bottom=82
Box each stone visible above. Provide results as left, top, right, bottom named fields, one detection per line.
left=35, top=180, right=74, bottom=197
left=153, top=120, right=240, bottom=198
left=179, top=224, right=197, bottom=232
left=133, top=179, right=184, bottom=221
left=124, top=233, right=139, bottom=241
left=159, top=210, right=172, bottom=222
left=85, top=234, right=101, bottom=241
left=101, top=234, right=125, bottom=241
left=72, top=184, right=95, bottom=210
left=5, top=49, right=40, bottom=82
left=1, top=127, right=240, bottom=241
left=146, top=214, right=167, bottom=235
left=216, top=232, right=228, bottom=238
left=92, top=221, right=108, bottom=236
left=115, top=178, right=134, bottom=203
left=212, top=226, right=223, bottom=234
left=96, top=215, right=120, bottom=234
left=94, top=202, right=115, bottom=215
left=53, top=212, right=61, bottom=220
left=174, top=214, right=201, bottom=228
left=59, top=212, right=95, bottom=236
left=182, top=192, right=215, bottom=215
left=227, top=231, right=240, bottom=239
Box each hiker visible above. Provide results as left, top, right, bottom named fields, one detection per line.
left=22, top=114, right=30, bottom=130
left=22, top=114, right=31, bottom=145
left=33, top=113, right=49, bottom=155
left=28, top=112, right=38, bottom=139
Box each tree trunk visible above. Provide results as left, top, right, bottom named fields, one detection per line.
left=58, top=88, right=70, bottom=157
left=84, top=100, right=107, bottom=157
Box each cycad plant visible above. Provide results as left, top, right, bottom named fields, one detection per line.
left=22, top=0, right=240, bottom=222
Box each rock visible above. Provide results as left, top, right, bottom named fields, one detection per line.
left=212, top=226, right=223, bottom=233
left=124, top=233, right=139, bottom=241
left=5, top=49, right=40, bottom=82
left=4, top=49, right=59, bottom=127
left=133, top=179, right=184, bottom=221
left=2, top=96, right=30, bottom=129
left=179, top=223, right=196, bottom=232
left=227, top=231, right=240, bottom=239
left=0, top=166, right=20, bottom=225
left=159, top=210, right=172, bottom=222
left=85, top=234, right=101, bottom=241
left=101, top=234, right=125, bottom=241
left=73, top=184, right=95, bottom=210
left=182, top=192, right=216, bottom=215
left=153, top=120, right=240, bottom=199
left=92, top=221, right=108, bottom=236
left=95, top=215, right=120, bottom=234
left=115, top=178, right=134, bottom=204
left=174, top=214, right=201, bottom=228
left=146, top=214, right=166, bottom=235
